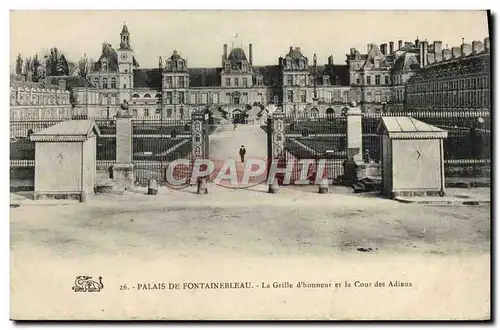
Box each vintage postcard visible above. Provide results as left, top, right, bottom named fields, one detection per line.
left=9, top=10, right=491, bottom=320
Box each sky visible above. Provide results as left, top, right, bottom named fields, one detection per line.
left=10, top=10, right=489, bottom=69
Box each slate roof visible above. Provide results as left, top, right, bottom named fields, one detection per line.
left=228, top=48, right=248, bottom=64
left=133, top=68, right=162, bottom=89
left=47, top=76, right=95, bottom=89
left=252, top=65, right=281, bottom=86
left=189, top=68, right=222, bottom=87
left=310, top=64, right=349, bottom=86
left=391, top=51, right=420, bottom=72
left=30, top=120, right=101, bottom=142
left=93, top=44, right=118, bottom=72
left=377, top=116, right=448, bottom=139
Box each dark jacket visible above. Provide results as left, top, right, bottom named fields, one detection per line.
left=239, top=148, right=246, bottom=156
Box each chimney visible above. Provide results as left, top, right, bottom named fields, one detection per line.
left=58, top=78, right=66, bottom=91
left=249, top=43, right=253, bottom=64
left=419, top=43, right=424, bottom=68
left=472, top=40, right=484, bottom=54
left=289, top=46, right=293, bottom=53
left=380, top=43, right=387, bottom=55
left=328, top=55, right=333, bottom=65
left=433, top=41, right=443, bottom=61
left=461, top=42, right=472, bottom=56
left=451, top=46, right=461, bottom=58
left=367, top=43, right=371, bottom=53
left=442, top=48, right=452, bottom=60
left=398, top=40, right=403, bottom=49
left=350, top=47, right=356, bottom=55
left=426, top=53, right=435, bottom=65
left=415, top=36, right=420, bottom=48
left=423, top=41, right=429, bottom=67
left=484, top=37, right=490, bottom=51
left=223, top=44, right=228, bottom=60
left=389, top=41, right=394, bottom=53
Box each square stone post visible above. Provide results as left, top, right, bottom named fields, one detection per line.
left=191, top=112, right=205, bottom=159
left=346, top=106, right=363, bottom=163
left=272, top=111, right=285, bottom=160
left=113, top=104, right=134, bottom=188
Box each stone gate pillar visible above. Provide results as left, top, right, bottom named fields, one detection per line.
left=113, top=101, right=134, bottom=188
left=346, top=102, right=363, bottom=163
left=271, top=111, right=285, bottom=160
left=191, top=112, right=205, bottom=159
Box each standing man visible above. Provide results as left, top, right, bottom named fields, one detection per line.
left=239, top=145, right=246, bottom=163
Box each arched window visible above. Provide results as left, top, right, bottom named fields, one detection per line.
left=155, top=94, right=161, bottom=98
left=93, top=77, right=99, bottom=88
left=132, top=94, right=140, bottom=98
left=166, top=60, right=172, bottom=70
left=144, top=94, right=151, bottom=98
left=111, top=77, right=116, bottom=88
left=102, top=77, right=108, bottom=89
left=310, top=108, right=319, bottom=119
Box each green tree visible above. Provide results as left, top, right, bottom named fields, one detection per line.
left=44, top=47, right=69, bottom=76
left=77, top=53, right=94, bottom=79
left=15, top=54, right=23, bottom=75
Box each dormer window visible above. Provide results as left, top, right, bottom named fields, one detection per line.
left=299, top=60, right=305, bottom=69
left=323, top=76, right=329, bottom=86
left=286, top=59, right=291, bottom=68
left=101, top=60, right=108, bottom=72
left=178, top=61, right=184, bottom=70
left=167, top=60, right=172, bottom=71
left=225, top=62, right=230, bottom=72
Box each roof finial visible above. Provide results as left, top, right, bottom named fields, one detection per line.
left=462, top=37, right=465, bottom=44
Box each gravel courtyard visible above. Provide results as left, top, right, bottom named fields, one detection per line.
left=10, top=185, right=491, bottom=258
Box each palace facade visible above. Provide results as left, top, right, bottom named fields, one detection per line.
left=11, top=23, right=491, bottom=121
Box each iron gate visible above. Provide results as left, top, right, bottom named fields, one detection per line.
left=266, top=113, right=348, bottom=185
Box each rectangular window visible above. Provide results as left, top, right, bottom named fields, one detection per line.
left=225, top=78, right=231, bottom=86
left=300, top=91, right=306, bottom=103
left=287, top=75, right=293, bottom=86
left=243, top=78, right=248, bottom=87
left=213, top=93, right=219, bottom=104
left=356, top=77, right=360, bottom=85
left=179, top=77, right=185, bottom=88
left=384, top=76, right=389, bottom=85
left=234, top=78, right=239, bottom=87
left=178, top=92, right=184, bottom=104
left=287, top=90, right=294, bottom=102
left=191, top=93, right=196, bottom=104
left=257, top=93, right=263, bottom=103
left=201, top=93, right=207, bottom=104
left=166, top=92, right=172, bottom=104
left=166, top=108, right=172, bottom=118
left=375, top=75, right=381, bottom=86
left=123, top=84, right=126, bottom=89
left=367, top=76, right=371, bottom=85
